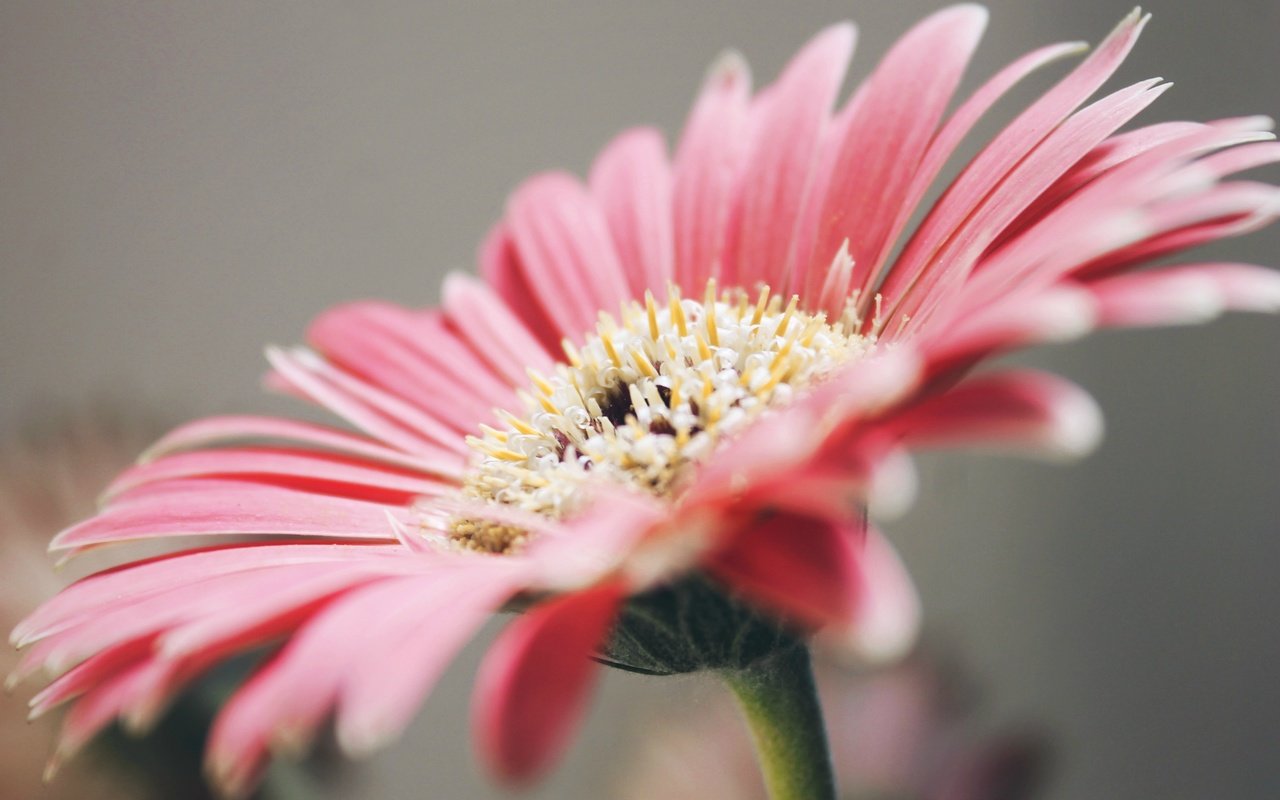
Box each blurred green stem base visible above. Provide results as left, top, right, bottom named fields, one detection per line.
left=722, top=644, right=837, bottom=800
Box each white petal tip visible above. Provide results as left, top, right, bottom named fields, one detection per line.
left=865, top=451, right=918, bottom=520
left=706, top=50, right=751, bottom=87
left=1237, top=287, right=1280, bottom=313
left=269, top=724, right=316, bottom=760
left=122, top=708, right=159, bottom=736
left=1036, top=290, right=1100, bottom=343
left=336, top=724, right=390, bottom=759
left=1045, top=390, right=1105, bottom=461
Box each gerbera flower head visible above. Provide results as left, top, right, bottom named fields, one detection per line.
left=11, top=5, right=1280, bottom=796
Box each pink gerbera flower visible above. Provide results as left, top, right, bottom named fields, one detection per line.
left=12, top=5, right=1280, bottom=798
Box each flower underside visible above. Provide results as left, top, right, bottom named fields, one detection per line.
left=451, top=281, right=872, bottom=552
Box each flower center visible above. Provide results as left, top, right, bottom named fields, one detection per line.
left=450, top=281, right=871, bottom=552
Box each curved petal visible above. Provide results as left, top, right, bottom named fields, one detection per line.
left=708, top=512, right=863, bottom=629
left=205, top=562, right=519, bottom=797
left=507, top=172, right=632, bottom=342
left=307, top=301, right=517, bottom=429
left=589, top=127, right=675, bottom=296
left=472, top=581, right=624, bottom=784
left=442, top=272, right=556, bottom=385
left=881, top=9, right=1150, bottom=323
left=672, top=51, right=752, bottom=291
left=890, top=78, right=1170, bottom=333
left=105, top=447, right=450, bottom=504
left=50, top=479, right=407, bottom=553
left=893, top=370, right=1103, bottom=461
left=141, top=415, right=462, bottom=477
left=478, top=220, right=564, bottom=354
left=1089, top=262, right=1280, bottom=326
left=860, top=40, right=1091, bottom=292
left=266, top=347, right=467, bottom=458
left=11, top=543, right=403, bottom=649
left=801, top=5, right=988, bottom=303
left=818, top=527, right=921, bottom=664
left=334, top=562, right=526, bottom=755
left=728, top=22, right=855, bottom=289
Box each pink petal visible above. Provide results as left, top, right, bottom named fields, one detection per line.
left=307, top=301, right=516, bottom=429
left=506, top=172, right=632, bottom=342
left=672, top=51, right=751, bottom=292
left=522, top=483, right=667, bottom=590
left=442, top=272, right=556, bottom=385
left=996, top=121, right=1207, bottom=247
left=588, top=127, right=675, bottom=296
left=1091, top=269, right=1224, bottom=327
left=24, top=562, right=391, bottom=675
left=157, top=560, right=418, bottom=660
left=51, top=658, right=159, bottom=770
left=894, top=370, right=1103, bottom=461
left=1071, top=181, right=1280, bottom=279
left=1086, top=208, right=1280, bottom=277
left=719, top=441, right=916, bottom=527
left=804, top=436, right=920, bottom=521
left=923, top=285, right=1098, bottom=377
left=968, top=126, right=1278, bottom=298
left=26, top=636, right=157, bottom=719
left=267, top=347, right=467, bottom=457
left=783, top=81, right=863, bottom=298
left=1181, top=262, right=1280, bottom=312
left=334, top=562, right=527, bottom=755
left=708, top=512, right=863, bottom=629
left=50, top=479, right=406, bottom=552
left=472, top=581, right=624, bottom=784
left=728, top=23, right=854, bottom=289
left=860, top=40, right=1091, bottom=291
left=12, top=543, right=402, bottom=648
left=687, top=348, right=922, bottom=503
left=1090, top=262, right=1280, bottom=326
left=800, top=5, right=988, bottom=305
left=819, top=527, right=921, bottom=664
left=106, top=447, right=450, bottom=504
left=141, top=415, right=462, bottom=477
left=51, top=573, right=376, bottom=743
left=1195, top=139, right=1280, bottom=180
left=892, top=78, right=1170, bottom=333
left=478, top=220, right=564, bottom=354
left=881, top=9, right=1149, bottom=325
left=205, top=569, right=502, bottom=796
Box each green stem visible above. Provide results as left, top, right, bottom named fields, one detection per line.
left=722, top=644, right=837, bottom=800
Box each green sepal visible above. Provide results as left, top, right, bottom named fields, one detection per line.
left=597, top=573, right=797, bottom=675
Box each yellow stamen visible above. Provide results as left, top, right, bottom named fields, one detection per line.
left=600, top=330, right=622, bottom=368
left=752, top=285, right=771, bottom=325
left=704, top=279, right=720, bottom=347
left=561, top=338, right=583, bottom=368
left=454, top=277, right=869, bottom=554
left=777, top=294, right=800, bottom=337
left=645, top=291, right=661, bottom=341
left=669, top=286, right=689, bottom=337
left=695, top=331, right=712, bottom=362
left=498, top=409, right=539, bottom=436
left=527, top=369, right=554, bottom=397
left=630, top=346, right=658, bottom=378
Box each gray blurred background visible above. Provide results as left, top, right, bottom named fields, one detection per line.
left=2, top=1, right=1277, bottom=798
